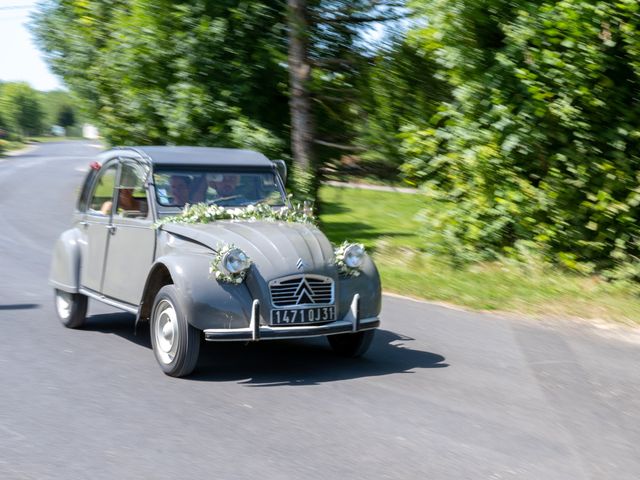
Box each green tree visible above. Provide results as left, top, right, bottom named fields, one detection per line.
left=39, top=90, right=82, bottom=131
left=0, top=82, right=44, bottom=137
left=0, top=81, right=6, bottom=133
left=403, top=0, right=640, bottom=275
left=32, top=0, right=409, bottom=200
left=287, top=0, right=410, bottom=198
left=32, top=0, right=289, bottom=157
left=57, top=104, right=76, bottom=128
left=354, top=35, right=450, bottom=177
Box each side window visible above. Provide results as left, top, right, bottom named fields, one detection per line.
left=88, top=164, right=118, bottom=215
left=113, top=162, right=149, bottom=219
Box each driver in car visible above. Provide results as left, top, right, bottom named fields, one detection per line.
left=210, top=174, right=240, bottom=200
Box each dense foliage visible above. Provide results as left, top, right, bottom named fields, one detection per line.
left=0, top=82, right=44, bottom=137
left=355, top=36, right=450, bottom=175
left=401, top=0, right=640, bottom=276
left=31, top=0, right=640, bottom=276
left=31, top=0, right=405, bottom=195
left=32, top=0, right=290, bottom=157
left=0, top=82, right=81, bottom=140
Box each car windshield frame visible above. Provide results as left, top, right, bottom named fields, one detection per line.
left=152, top=165, right=288, bottom=213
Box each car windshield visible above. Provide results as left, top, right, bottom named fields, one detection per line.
left=153, top=168, right=286, bottom=208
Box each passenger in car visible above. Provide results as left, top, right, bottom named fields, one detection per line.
left=169, top=175, right=191, bottom=206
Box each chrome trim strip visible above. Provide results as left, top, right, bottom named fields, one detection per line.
left=79, top=287, right=139, bottom=314
left=108, top=223, right=152, bottom=230
left=203, top=317, right=379, bottom=342
left=269, top=303, right=335, bottom=311
left=268, top=272, right=331, bottom=285
left=351, top=294, right=360, bottom=332
left=251, top=299, right=260, bottom=341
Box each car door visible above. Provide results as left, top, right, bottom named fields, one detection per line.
left=79, top=161, right=118, bottom=292
left=101, top=159, right=156, bottom=305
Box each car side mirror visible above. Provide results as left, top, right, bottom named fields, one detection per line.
left=273, top=160, right=287, bottom=185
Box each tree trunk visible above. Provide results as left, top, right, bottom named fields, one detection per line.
left=287, top=0, right=317, bottom=200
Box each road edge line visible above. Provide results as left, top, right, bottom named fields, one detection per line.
left=382, top=291, right=470, bottom=312
left=2, top=144, right=38, bottom=159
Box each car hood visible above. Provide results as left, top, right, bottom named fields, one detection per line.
left=161, top=220, right=336, bottom=280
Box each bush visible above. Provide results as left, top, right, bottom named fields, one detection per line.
left=405, top=0, right=640, bottom=274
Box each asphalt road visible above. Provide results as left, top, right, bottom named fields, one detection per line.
left=1, top=141, right=639, bottom=480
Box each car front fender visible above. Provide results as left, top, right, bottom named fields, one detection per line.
left=146, top=253, right=255, bottom=331
left=336, top=255, right=382, bottom=319
left=49, top=228, right=82, bottom=293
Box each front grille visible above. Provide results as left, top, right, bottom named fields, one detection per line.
left=269, top=275, right=334, bottom=307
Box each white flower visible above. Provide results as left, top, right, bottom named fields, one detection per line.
left=155, top=200, right=315, bottom=228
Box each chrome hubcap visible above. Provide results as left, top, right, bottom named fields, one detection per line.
left=55, top=290, right=72, bottom=319
left=154, top=300, right=178, bottom=365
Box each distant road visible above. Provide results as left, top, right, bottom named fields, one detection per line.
left=0, top=140, right=639, bottom=479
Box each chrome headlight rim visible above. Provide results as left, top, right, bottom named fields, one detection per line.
left=343, top=243, right=366, bottom=269
left=221, top=247, right=251, bottom=275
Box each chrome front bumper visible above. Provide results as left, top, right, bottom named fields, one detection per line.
left=203, top=294, right=380, bottom=342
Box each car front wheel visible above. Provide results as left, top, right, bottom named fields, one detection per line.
left=327, top=329, right=375, bottom=357
left=54, top=289, right=88, bottom=329
left=150, top=285, right=200, bottom=377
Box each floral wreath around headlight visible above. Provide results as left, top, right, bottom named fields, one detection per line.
left=334, top=241, right=366, bottom=277
left=209, top=243, right=252, bottom=284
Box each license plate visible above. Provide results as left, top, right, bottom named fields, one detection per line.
left=271, top=306, right=336, bottom=325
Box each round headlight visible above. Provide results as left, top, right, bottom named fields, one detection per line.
left=344, top=244, right=365, bottom=269
left=222, top=248, right=250, bottom=274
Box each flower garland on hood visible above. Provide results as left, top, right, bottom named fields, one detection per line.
left=155, top=201, right=315, bottom=227
left=156, top=201, right=366, bottom=282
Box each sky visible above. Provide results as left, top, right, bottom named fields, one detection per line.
left=0, top=0, right=64, bottom=91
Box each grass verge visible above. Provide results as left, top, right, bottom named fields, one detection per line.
left=29, top=136, right=84, bottom=143
left=319, top=185, right=640, bottom=325
left=0, top=139, right=26, bottom=155
left=319, top=186, right=425, bottom=250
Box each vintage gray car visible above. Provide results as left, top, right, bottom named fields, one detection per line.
left=50, top=147, right=381, bottom=377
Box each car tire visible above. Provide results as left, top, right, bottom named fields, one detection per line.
left=54, top=289, right=88, bottom=329
left=150, top=285, right=200, bottom=377
left=327, top=329, right=375, bottom=357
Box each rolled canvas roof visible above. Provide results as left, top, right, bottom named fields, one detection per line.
left=107, top=146, right=273, bottom=167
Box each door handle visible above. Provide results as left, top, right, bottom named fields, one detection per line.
left=79, top=221, right=89, bottom=228
left=107, top=225, right=117, bottom=235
